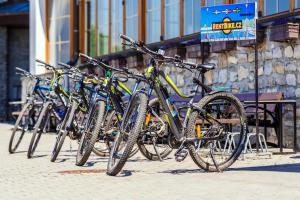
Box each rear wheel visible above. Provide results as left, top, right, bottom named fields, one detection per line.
left=9, top=102, right=32, bottom=153
left=27, top=102, right=53, bottom=158
left=186, top=92, right=247, bottom=172
left=76, top=101, right=105, bottom=166
left=107, top=92, right=148, bottom=176
left=138, top=98, right=172, bottom=161
left=51, top=102, right=77, bottom=162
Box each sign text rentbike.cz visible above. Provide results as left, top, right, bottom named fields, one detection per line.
left=200, top=3, right=257, bottom=42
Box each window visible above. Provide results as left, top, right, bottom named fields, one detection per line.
left=236, top=0, right=257, bottom=3
left=205, top=0, right=223, bottom=7
left=264, top=0, right=289, bottom=15
left=126, top=0, right=138, bottom=40
left=86, top=0, right=97, bottom=57
left=146, top=0, right=161, bottom=43
left=296, top=0, right=300, bottom=8
left=165, top=0, right=180, bottom=39
left=48, top=0, right=71, bottom=65
left=111, top=0, right=123, bottom=52
left=184, top=0, right=201, bottom=35
left=98, top=0, right=109, bottom=55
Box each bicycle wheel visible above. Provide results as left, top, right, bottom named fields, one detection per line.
left=27, top=101, right=52, bottom=158
left=107, top=92, right=148, bottom=176
left=51, top=102, right=77, bottom=162
left=76, top=101, right=105, bottom=166
left=138, top=98, right=172, bottom=161
left=186, top=92, right=247, bottom=172
left=92, top=110, right=116, bottom=157
left=9, top=102, right=32, bottom=153
left=93, top=110, right=139, bottom=158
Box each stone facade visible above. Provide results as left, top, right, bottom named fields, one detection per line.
left=160, top=28, right=300, bottom=150
left=0, top=27, right=7, bottom=121
left=0, top=27, right=29, bottom=121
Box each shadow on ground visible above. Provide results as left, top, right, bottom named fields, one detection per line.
left=230, top=163, right=300, bottom=173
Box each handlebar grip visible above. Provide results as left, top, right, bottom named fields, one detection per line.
left=120, top=34, right=134, bottom=43
left=16, top=67, right=27, bottom=73
left=58, top=62, right=71, bottom=69
left=79, top=53, right=92, bottom=60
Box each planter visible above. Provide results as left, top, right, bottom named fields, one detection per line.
left=109, top=57, right=127, bottom=67
left=185, top=44, right=210, bottom=59
left=270, top=23, right=299, bottom=42
left=126, top=55, right=144, bottom=69
left=210, top=41, right=236, bottom=53
left=164, top=46, right=186, bottom=59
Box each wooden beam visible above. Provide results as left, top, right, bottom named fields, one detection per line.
left=70, top=0, right=75, bottom=59
left=79, top=0, right=85, bottom=54
left=180, top=0, right=184, bottom=36
left=95, top=0, right=99, bottom=55
left=161, top=0, right=165, bottom=41
left=45, top=0, right=49, bottom=63
left=290, top=0, right=296, bottom=12
left=123, top=0, right=126, bottom=50
left=259, top=0, right=264, bottom=16
left=201, top=0, right=205, bottom=7
left=108, top=0, right=112, bottom=53
left=138, top=0, right=144, bottom=41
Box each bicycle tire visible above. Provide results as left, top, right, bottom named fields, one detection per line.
left=107, top=92, right=148, bottom=176
left=76, top=101, right=105, bottom=166
left=186, top=92, right=247, bottom=172
left=51, top=102, right=77, bottom=162
left=8, top=102, right=32, bottom=153
left=138, top=98, right=172, bottom=161
left=27, top=101, right=52, bottom=158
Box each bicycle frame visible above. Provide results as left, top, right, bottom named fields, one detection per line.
left=144, top=61, right=206, bottom=141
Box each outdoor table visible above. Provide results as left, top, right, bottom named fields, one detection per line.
left=243, top=100, right=297, bottom=153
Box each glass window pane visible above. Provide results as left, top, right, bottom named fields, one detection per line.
left=184, top=0, right=201, bottom=35
left=206, top=0, right=223, bottom=7
left=98, top=0, right=109, bottom=55
left=236, top=0, right=257, bottom=3
left=265, top=0, right=289, bottom=15
left=146, top=0, right=161, bottom=43
left=48, top=0, right=70, bottom=65
left=111, top=0, right=123, bottom=52
left=165, top=0, right=180, bottom=39
left=296, top=0, right=300, bottom=8
left=264, top=0, right=277, bottom=15
left=60, top=43, right=70, bottom=63
left=278, top=0, right=289, bottom=12
left=126, top=0, right=138, bottom=40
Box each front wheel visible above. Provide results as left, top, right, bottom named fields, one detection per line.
left=27, top=101, right=52, bottom=158
left=9, top=102, right=32, bottom=153
left=186, top=92, right=247, bottom=172
left=76, top=101, right=105, bottom=166
left=51, top=102, right=77, bottom=162
left=107, top=92, right=148, bottom=176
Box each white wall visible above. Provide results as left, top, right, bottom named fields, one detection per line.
left=29, top=0, right=47, bottom=74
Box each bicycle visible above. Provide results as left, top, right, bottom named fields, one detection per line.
left=106, top=34, right=247, bottom=175
left=27, top=60, right=70, bottom=158
left=9, top=67, right=51, bottom=154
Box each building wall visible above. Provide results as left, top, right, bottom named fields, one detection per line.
left=0, top=26, right=7, bottom=121
left=8, top=28, right=29, bottom=102
left=0, top=27, right=29, bottom=121
left=161, top=28, right=300, bottom=149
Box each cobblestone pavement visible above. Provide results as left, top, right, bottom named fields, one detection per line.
left=1, top=123, right=300, bottom=200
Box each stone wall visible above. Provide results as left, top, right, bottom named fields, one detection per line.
left=0, top=27, right=7, bottom=121
left=162, top=28, right=300, bottom=150
left=0, top=27, right=29, bottom=121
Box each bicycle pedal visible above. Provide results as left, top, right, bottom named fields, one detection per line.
left=175, top=148, right=188, bottom=162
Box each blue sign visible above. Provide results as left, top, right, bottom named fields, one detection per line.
left=200, top=3, right=257, bottom=42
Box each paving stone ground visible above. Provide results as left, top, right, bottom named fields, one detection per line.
left=1, top=123, right=300, bottom=200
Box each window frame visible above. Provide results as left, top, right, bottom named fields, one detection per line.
left=45, top=0, right=75, bottom=64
